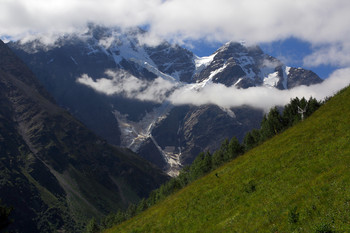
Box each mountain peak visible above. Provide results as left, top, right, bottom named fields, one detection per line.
left=85, top=23, right=115, bottom=40
left=216, top=41, right=263, bottom=57
left=193, top=40, right=320, bottom=89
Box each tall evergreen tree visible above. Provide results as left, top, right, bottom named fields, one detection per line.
left=227, top=137, right=244, bottom=160
left=0, top=200, right=12, bottom=231
left=260, top=107, right=284, bottom=141
left=305, top=97, right=322, bottom=118
left=243, top=129, right=261, bottom=151
left=190, top=151, right=212, bottom=180
left=282, top=97, right=301, bottom=127
left=212, top=150, right=225, bottom=168
left=282, top=97, right=321, bottom=127
left=85, top=218, right=99, bottom=233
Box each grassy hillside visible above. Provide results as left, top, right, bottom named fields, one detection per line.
left=107, top=86, right=350, bottom=233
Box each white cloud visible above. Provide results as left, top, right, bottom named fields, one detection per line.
left=77, top=68, right=350, bottom=112
left=1, top=0, right=349, bottom=61
left=303, top=43, right=350, bottom=67
left=168, top=68, right=350, bottom=111
left=76, top=70, right=177, bottom=103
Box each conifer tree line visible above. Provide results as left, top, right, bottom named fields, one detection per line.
left=88, top=97, right=323, bottom=233
left=244, top=97, right=321, bottom=150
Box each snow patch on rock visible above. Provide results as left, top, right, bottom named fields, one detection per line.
left=263, top=71, right=279, bottom=87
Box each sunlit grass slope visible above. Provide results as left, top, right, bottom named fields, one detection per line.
left=107, top=86, right=350, bottom=233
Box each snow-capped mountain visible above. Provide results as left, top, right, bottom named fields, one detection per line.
left=8, top=24, right=322, bottom=176
left=193, top=41, right=321, bottom=89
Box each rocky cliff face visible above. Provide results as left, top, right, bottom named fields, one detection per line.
left=145, top=42, right=196, bottom=82
left=8, top=25, right=323, bottom=175
left=146, top=105, right=263, bottom=166
left=0, top=39, right=168, bottom=232
left=287, top=67, right=322, bottom=88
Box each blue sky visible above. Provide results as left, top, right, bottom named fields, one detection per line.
left=260, top=38, right=337, bottom=79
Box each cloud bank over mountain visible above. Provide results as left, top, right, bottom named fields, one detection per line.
left=77, top=70, right=177, bottom=103
left=1, top=0, right=350, bottom=67
left=169, top=68, right=350, bottom=111
left=77, top=68, right=350, bottom=111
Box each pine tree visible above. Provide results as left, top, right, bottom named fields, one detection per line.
left=227, top=136, right=244, bottom=160
left=125, top=203, right=137, bottom=219
left=260, top=107, right=284, bottom=141
left=177, top=165, right=190, bottom=188
left=190, top=152, right=212, bottom=180
left=212, top=150, right=224, bottom=168
left=243, top=129, right=260, bottom=151
left=136, top=198, right=148, bottom=213
left=85, top=218, right=99, bottom=233
left=306, top=97, right=321, bottom=118
left=114, top=210, right=126, bottom=225
left=0, top=200, right=12, bottom=231
left=282, top=98, right=301, bottom=127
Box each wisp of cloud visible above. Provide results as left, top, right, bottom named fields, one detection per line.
left=77, top=70, right=178, bottom=103
left=77, top=68, right=350, bottom=111
left=169, top=68, right=350, bottom=111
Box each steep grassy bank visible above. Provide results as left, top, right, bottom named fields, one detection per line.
left=107, top=86, right=350, bottom=232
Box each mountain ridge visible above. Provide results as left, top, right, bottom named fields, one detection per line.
left=0, top=39, right=168, bottom=232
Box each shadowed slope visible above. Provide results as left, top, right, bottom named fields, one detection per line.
left=0, top=40, right=168, bottom=232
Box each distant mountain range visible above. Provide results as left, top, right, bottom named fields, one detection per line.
left=8, top=24, right=322, bottom=175
left=0, top=39, right=168, bottom=232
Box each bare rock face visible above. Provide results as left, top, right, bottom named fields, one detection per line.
left=144, top=105, right=263, bottom=167
left=145, top=42, right=196, bottom=83
left=287, top=67, right=322, bottom=88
